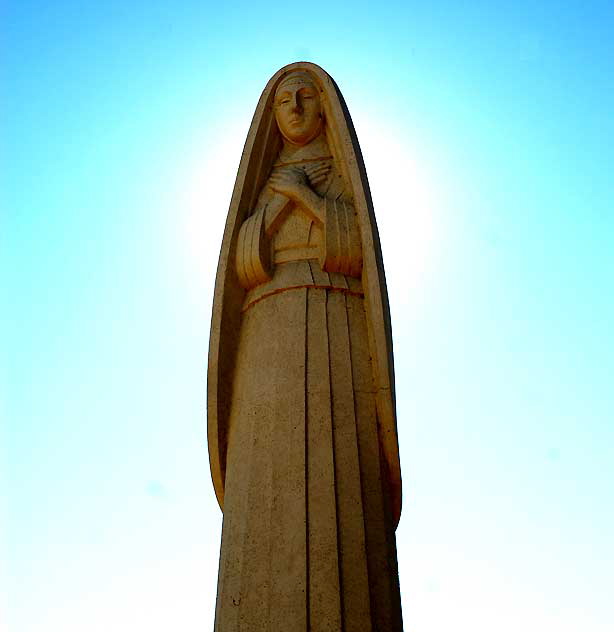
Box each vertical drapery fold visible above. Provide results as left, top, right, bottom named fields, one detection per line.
left=306, top=288, right=342, bottom=632
left=215, top=276, right=400, bottom=631
left=327, top=292, right=372, bottom=632
left=268, top=289, right=308, bottom=632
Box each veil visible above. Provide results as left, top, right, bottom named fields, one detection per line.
left=207, top=62, right=402, bottom=526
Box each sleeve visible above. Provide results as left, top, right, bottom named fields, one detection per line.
left=320, top=197, right=363, bottom=278
left=236, top=205, right=272, bottom=290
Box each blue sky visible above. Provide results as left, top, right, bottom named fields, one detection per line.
left=3, top=1, right=614, bottom=630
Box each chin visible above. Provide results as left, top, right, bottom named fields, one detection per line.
left=291, top=132, right=312, bottom=143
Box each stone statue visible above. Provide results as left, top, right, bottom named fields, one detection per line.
left=208, top=62, right=403, bottom=631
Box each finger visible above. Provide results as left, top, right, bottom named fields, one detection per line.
left=275, top=167, right=299, bottom=177
left=307, top=170, right=330, bottom=183
left=304, top=162, right=324, bottom=172
left=269, top=174, right=290, bottom=185
left=305, top=161, right=328, bottom=171
left=287, top=167, right=307, bottom=180
left=271, top=169, right=294, bottom=178
left=268, top=179, right=291, bottom=191
left=309, top=168, right=330, bottom=179
left=306, top=164, right=330, bottom=175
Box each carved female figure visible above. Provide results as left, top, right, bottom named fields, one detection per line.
left=208, top=63, right=403, bottom=631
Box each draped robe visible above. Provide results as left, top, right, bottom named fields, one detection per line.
left=214, top=133, right=403, bottom=632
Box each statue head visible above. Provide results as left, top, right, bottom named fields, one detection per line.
left=274, top=70, right=323, bottom=146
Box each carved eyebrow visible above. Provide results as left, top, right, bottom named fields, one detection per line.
left=275, top=91, right=292, bottom=102
left=275, top=85, right=316, bottom=105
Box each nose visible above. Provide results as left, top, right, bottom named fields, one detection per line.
left=290, top=92, right=303, bottom=113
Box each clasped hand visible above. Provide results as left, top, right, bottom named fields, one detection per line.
left=268, top=167, right=309, bottom=202
left=268, top=166, right=325, bottom=226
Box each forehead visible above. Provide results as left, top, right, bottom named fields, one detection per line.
left=275, top=77, right=318, bottom=97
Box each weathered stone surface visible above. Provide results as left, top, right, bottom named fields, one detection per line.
left=208, top=62, right=403, bottom=631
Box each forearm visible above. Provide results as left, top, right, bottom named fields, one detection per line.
left=296, top=187, right=325, bottom=226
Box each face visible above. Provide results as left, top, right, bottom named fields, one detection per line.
left=274, top=75, right=322, bottom=146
